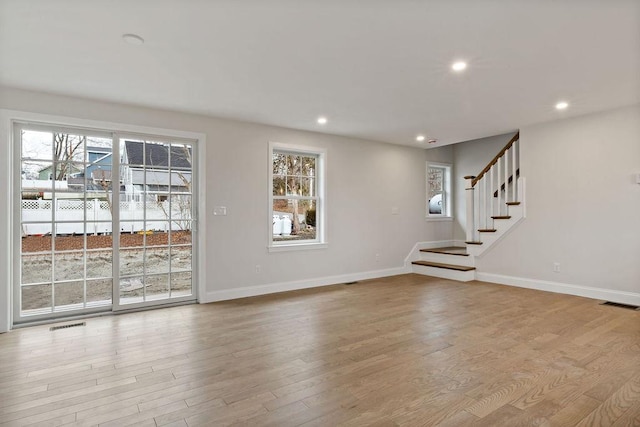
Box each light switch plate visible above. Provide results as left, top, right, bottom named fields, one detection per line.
left=213, top=206, right=227, bottom=216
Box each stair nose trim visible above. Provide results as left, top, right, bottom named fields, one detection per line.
left=411, top=261, right=476, bottom=271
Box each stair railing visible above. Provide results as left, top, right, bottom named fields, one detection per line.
left=465, top=132, right=520, bottom=243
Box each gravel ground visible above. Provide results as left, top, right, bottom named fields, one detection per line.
left=21, top=231, right=192, bottom=252
left=21, top=232, right=193, bottom=311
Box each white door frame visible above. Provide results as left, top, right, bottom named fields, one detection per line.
left=0, top=109, right=207, bottom=330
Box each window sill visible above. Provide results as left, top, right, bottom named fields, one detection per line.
left=425, top=216, right=453, bottom=222
left=268, top=242, right=328, bottom=253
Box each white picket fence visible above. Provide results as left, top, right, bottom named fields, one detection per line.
left=22, top=199, right=191, bottom=235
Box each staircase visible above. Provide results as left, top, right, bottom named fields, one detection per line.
left=411, top=132, right=524, bottom=281
left=411, top=246, right=476, bottom=282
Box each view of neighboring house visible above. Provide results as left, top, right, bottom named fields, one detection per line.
left=38, top=163, right=82, bottom=181
left=120, top=140, right=192, bottom=202
left=67, top=145, right=114, bottom=193
left=24, top=143, right=192, bottom=201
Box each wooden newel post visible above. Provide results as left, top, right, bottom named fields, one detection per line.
left=465, top=176, right=476, bottom=243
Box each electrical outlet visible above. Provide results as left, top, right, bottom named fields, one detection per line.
left=255, top=265, right=261, bottom=273
left=375, top=253, right=381, bottom=262
left=553, top=262, right=560, bottom=273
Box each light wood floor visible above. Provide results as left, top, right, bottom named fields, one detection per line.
left=1, top=274, right=640, bottom=426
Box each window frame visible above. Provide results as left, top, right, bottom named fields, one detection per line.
left=426, top=161, right=452, bottom=220
left=268, top=142, right=326, bottom=252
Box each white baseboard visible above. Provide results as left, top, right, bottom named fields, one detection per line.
left=476, top=272, right=640, bottom=306
left=202, top=266, right=411, bottom=303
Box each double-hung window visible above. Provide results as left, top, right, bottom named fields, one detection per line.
left=269, top=142, right=325, bottom=250
left=426, top=162, right=452, bottom=218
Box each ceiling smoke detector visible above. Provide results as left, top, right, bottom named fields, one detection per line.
left=122, top=33, right=145, bottom=45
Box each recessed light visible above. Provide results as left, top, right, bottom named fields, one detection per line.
left=317, top=116, right=328, bottom=125
left=451, top=61, right=467, bottom=72
left=416, top=135, right=426, bottom=142
left=122, top=33, right=144, bottom=45
left=555, top=101, right=569, bottom=110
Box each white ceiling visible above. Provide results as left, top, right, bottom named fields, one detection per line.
left=1, top=0, right=639, bottom=147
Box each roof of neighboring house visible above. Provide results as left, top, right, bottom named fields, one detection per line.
left=87, top=145, right=112, bottom=153
left=124, top=141, right=191, bottom=169
left=38, top=164, right=83, bottom=173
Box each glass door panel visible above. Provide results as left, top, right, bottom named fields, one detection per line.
left=114, top=138, right=194, bottom=309
left=17, top=126, right=115, bottom=320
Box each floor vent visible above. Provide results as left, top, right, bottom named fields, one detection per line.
left=344, top=281, right=358, bottom=285
left=50, top=322, right=86, bottom=331
left=600, top=301, right=640, bottom=311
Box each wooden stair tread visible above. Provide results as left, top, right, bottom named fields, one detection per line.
left=478, top=229, right=497, bottom=232
left=491, top=215, right=511, bottom=219
left=506, top=201, right=521, bottom=206
left=411, top=261, right=476, bottom=271
left=465, top=241, right=483, bottom=245
left=420, top=247, right=469, bottom=256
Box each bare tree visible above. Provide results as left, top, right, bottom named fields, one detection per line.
left=54, top=133, right=85, bottom=180
left=94, top=169, right=113, bottom=215
left=149, top=143, right=193, bottom=231
left=272, top=154, right=315, bottom=235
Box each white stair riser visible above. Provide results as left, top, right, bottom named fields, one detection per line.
left=418, top=252, right=475, bottom=267
left=412, top=264, right=475, bottom=282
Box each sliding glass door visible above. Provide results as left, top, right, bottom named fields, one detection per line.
left=15, top=124, right=197, bottom=323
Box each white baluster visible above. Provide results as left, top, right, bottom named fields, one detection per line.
left=497, top=158, right=502, bottom=216
left=483, top=176, right=487, bottom=229
left=489, top=167, right=494, bottom=220
left=512, top=139, right=518, bottom=202
left=465, top=176, right=475, bottom=243
left=474, top=179, right=479, bottom=238
left=504, top=150, right=508, bottom=208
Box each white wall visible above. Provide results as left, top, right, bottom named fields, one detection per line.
left=477, top=105, right=640, bottom=296
left=451, top=133, right=514, bottom=241
left=0, top=87, right=438, bottom=330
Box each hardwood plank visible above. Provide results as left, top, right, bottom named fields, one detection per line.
left=548, top=394, right=602, bottom=426
left=576, top=374, right=640, bottom=426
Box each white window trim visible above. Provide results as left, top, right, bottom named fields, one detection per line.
left=426, top=161, right=453, bottom=220
left=268, top=142, right=326, bottom=252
